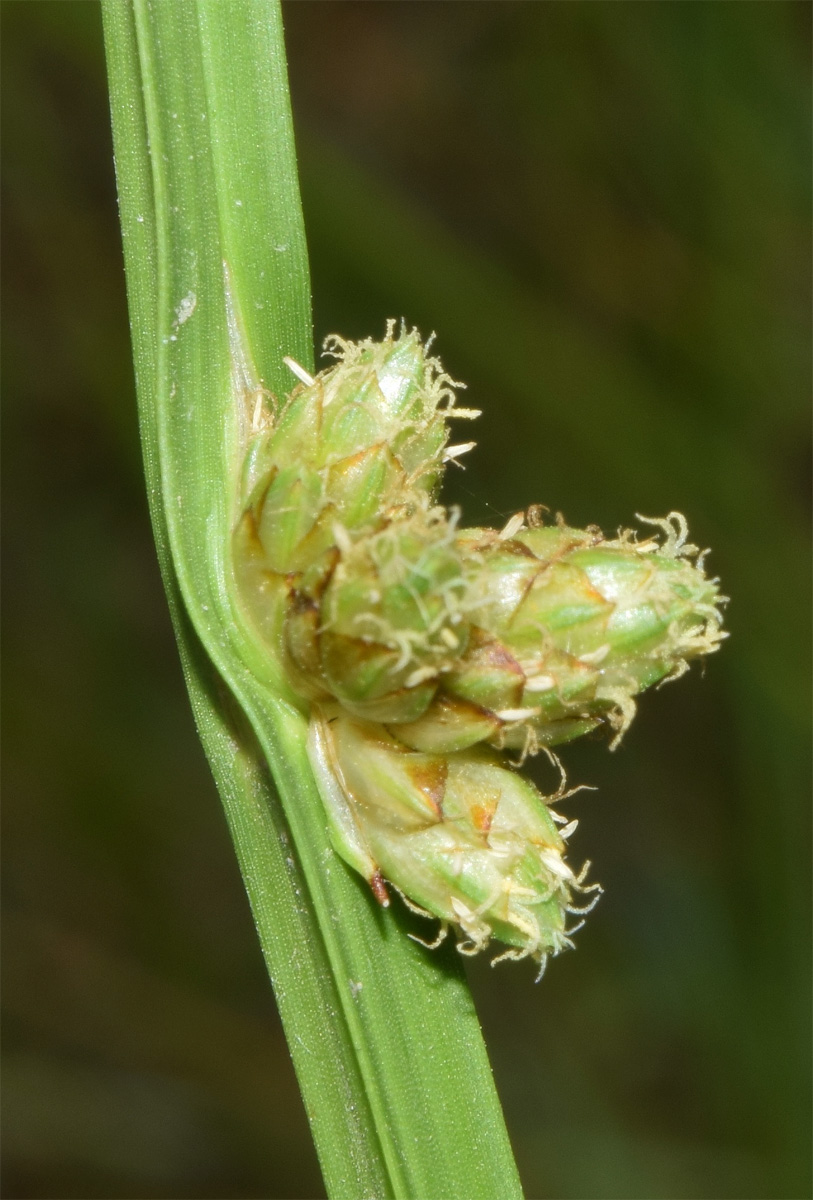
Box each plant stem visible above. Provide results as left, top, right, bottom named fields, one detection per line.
left=102, top=2, right=523, bottom=1196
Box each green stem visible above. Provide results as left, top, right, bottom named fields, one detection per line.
left=102, top=2, right=522, bottom=1196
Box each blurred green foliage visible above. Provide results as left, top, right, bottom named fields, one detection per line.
left=2, top=3, right=810, bottom=1198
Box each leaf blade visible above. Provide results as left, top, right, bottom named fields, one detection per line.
left=104, top=2, right=523, bottom=1196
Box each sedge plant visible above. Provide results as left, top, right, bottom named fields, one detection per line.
left=102, top=2, right=724, bottom=1196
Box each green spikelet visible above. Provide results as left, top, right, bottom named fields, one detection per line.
left=393, top=510, right=726, bottom=755
left=232, top=324, right=727, bottom=971
left=308, top=707, right=600, bottom=976
left=285, top=507, right=469, bottom=723
left=233, top=323, right=477, bottom=663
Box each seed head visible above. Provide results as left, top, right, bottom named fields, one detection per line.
left=284, top=507, right=469, bottom=722
left=308, top=707, right=600, bottom=973
left=395, top=513, right=726, bottom=754
left=231, top=326, right=727, bottom=975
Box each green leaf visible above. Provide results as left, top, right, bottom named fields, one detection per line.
left=102, top=2, right=522, bottom=1196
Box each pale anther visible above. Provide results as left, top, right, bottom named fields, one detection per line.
left=443, top=441, right=477, bottom=463
left=579, top=644, right=611, bottom=665
left=283, top=356, right=315, bottom=386
left=524, top=674, right=556, bottom=693
left=498, top=512, right=525, bottom=541
left=496, top=706, right=542, bottom=722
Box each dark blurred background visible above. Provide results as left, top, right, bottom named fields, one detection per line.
left=2, top=3, right=810, bottom=1198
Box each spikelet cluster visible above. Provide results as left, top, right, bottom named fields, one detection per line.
left=233, top=324, right=726, bottom=976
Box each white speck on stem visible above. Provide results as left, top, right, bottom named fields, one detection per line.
left=175, top=292, right=197, bottom=326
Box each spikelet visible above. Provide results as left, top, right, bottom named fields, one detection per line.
left=308, top=707, right=601, bottom=976
left=233, top=323, right=477, bottom=661
left=284, top=505, right=469, bottom=723
left=392, top=512, right=726, bottom=755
